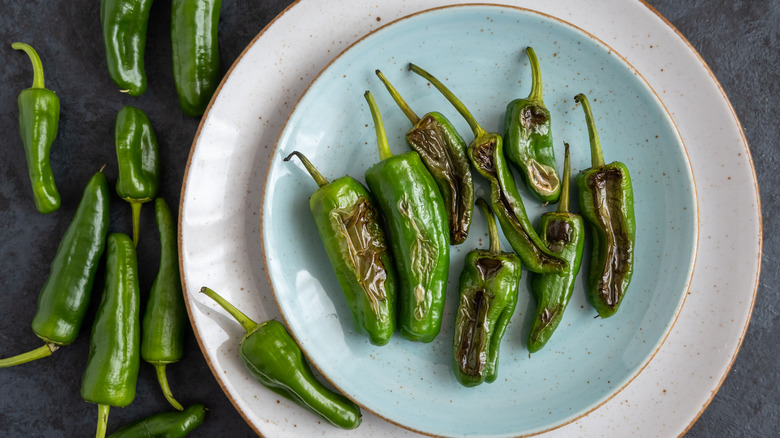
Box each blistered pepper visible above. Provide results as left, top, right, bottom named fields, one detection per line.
left=574, top=94, right=636, bottom=318
left=108, top=404, right=206, bottom=438
left=363, top=90, right=450, bottom=343
left=101, top=0, right=153, bottom=95
left=285, top=151, right=397, bottom=346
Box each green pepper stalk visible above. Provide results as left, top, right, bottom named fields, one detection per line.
left=107, top=404, right=206, bottom=438
left=171, top=0, right=222, bottom=116
left=504, top=47, right=560, bottom=203
left=100, top=0, right=153, bottom=96
left=574, top=94, right=636, bottom=318
left=528, top=144, right=585, bottom=352
left=409, top=63, right=566, bottom=274
left=141, top=198, right=187, bottom=410
left=199, top=287, right=362, bottom=429
left=452, top=198, right=521, bottom=387
left=375, top=69, right=474, bottom=245
left=114, top=105, right=160, bottom=246
left=81, top=233, right=142, bottom=438
left=363, top=90, right=450, bottom=343
left=0, top=171, right=110, bottom=368
left=12, top=42, right=61, bottom=214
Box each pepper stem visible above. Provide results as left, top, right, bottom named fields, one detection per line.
left=476, top=198, right=500, bottom=254
left=375, top=69, right=420, bottom=125
left=526, top=47, right=545, bottom=106
left=96, top=404, right=110, bottom=438
left=200, top=287, right=259, bottom=334
left=574, top=94, right=605, bottom=167
left=131, top=201, right=143, bottom=247
left=283, top=151, right=329, bottom=187
left=409, top=63, right=486, bottom=138
left=0, top=343, right=58, bottom=368
left=154, top=363, right=184, bottom=411
left=557, top=143, right=571, bottom=214
left=364, top=90, right=393, bottom=161
left=12, top=42, right=45, bottom=89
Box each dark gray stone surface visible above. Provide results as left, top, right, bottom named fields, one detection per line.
left=0, top=1, right=775, bottom=437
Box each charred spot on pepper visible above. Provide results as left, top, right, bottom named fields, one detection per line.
left=546, top=219, right=573, bottom=253
left=474, top=257, right=503, bottom=281
left=520, top=104, right=548, bottom=131
left=455, top=288, right=490, bottom=378
left=527, top=159, right=560, bottom=196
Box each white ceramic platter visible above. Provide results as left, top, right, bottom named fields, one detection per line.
left=179, top=1, right=760, bottom=437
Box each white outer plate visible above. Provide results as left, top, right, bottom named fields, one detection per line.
left=179, top=1, right=761, bottom=437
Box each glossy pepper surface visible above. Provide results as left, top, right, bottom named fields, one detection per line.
left=375, top=69, right=474, bottom=245
left=115, top=105, right=160, bottom=246
left=528, top=144, right=584, bottom=352
left=574, top=94, right=636, bottom=318
left=141, top=198, right=187, bottom=410
left=81, top=233, right=141, bottom=438
left=363, top=90, right=450, bottom=343
left=0, top=171, right=110, bottom=368
left=101, top=0, right=153, bottom=96
left=13, top=42, right=61, bottom=214
left=452, top=199, right=521, bottom=387
left=409, top=63, right=565, bottom=274
left=200, top=287, right=362, bottom=429
left=171, top=0, right=222, bottom=116
left=108, top=403, right=206, bottom=438
left=285, top=151, right=397, bottom=346
left=504, top=47, right=560, bottom=203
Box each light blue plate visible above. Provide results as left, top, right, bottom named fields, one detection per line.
left=263, top=5, right=697, bottom=437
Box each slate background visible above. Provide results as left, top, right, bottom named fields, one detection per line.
left=0, top=1, right=775, bottom=437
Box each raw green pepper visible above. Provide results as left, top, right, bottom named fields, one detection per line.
left=574, top=94, right=636, bottom=318
left=141, top=198, right=187, bottom=410
left=100, top=0, right=153, bottom=96
left=409, top=63, right=566, bottom=274
left=363, top=90, right=450, bottom=343
left=108, top=404, right=206, bottom=438
left=375, top=69, right=474, bottom=244
left=504, top=47, right=560, bottom=203
left=452, top=198, right=521, bottom=387
left=284, top=151, right=397, bottom=346
left=114, top=105, right=160, bottom=246
left=12, top=42, right=61, bottom=214
left=0, top=171, right=110, bottom=368
left=171, top=0, right=222, bottom=116
left=528, top=144, right=585, bottom=352
left=200, top=287, right=362, bottom=429
left=81, top=233, right=141, bottom=438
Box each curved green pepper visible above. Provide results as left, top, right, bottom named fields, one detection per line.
left=0, top=171, right=110, bottom=368
left=504, top=47, right=560, bottom=203
left=12, top=42, right=61, bottom=214
left=115, top=105, right=160, bottom=246
left=409, top=63, right=565, bottom=274
left=375, top=69, right=474, bottom=244
left=575, top=94, right=636, bottom=318
left=171, top=0, right=222, bottom=116
left=141, top=198, right=187, bottom=410
left=108, top=404, right=206, bottom=438
left=285, top=151, right=397, bottom=346
left=363, top=90, right=450, bottom=343
left=200, top=287, right=362, bottom=429
left=81, top=233, right=141, bottom=438
left=101, top=0, right=153, bottom=96
left=452, top=198, right=521, bottom=387
left=528, top=144, right=585, bottom=352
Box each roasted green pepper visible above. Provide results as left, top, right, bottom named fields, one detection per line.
left=528, top=144, right=585, bottom=352
left=108, top=404, right=206, bottom=438
left=452, top=198, right=521, bottom=387
left=363, top=90, right=450, bottom=343
left=81, top=233, right=141, bottom=438
left=200, top=287, right=362, bottom=429
left=171, top=0, right=222, bottom=116
left=504, top=47, right=560, bottom=203
left=12, top=42, right=61, bottom=214
left=141, top=198, right=187, bottom=410
left=409, top=63, right=565, bottom=274
left=114, top=105, right=160, bottom=246
left=0, top=171, right=110, bottom=368
left=285, top=151, right=397, bottom=346
left=375, top=69, right=474, bottom=244
left=101, top=0, right=153, bottom=96
left=574, top=94, right=636, bottom=318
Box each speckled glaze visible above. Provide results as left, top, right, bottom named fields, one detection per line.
left=179, top=1, right=760, bottom=437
